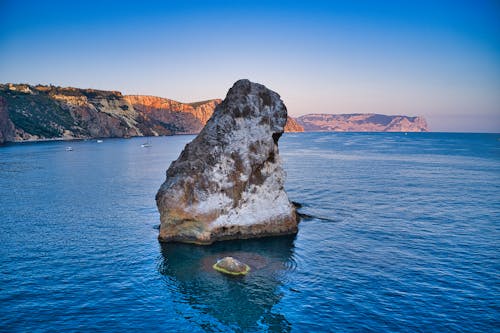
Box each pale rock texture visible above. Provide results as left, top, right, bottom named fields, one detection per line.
left=156, top=79, right=298, bottom=244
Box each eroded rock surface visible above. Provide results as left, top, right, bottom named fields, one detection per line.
left=156, top=79, right=298, bottom=244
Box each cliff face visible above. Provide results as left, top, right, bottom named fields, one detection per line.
left=156, top=79, right=298, bottom=244
left=2, top=83, right=429, bottom=142
left=0, top=97, right=16, bottom=144
left=297, top=113, right=428, bottom=132
left=124, top=95, right=221, bottom=134
left=0, top=83, right=302, bottom=143
left=125, top=95, right=303, bottom=134
left=284, top=116, right=304, bottom=132
left=0, top=84, right=148, bottom=141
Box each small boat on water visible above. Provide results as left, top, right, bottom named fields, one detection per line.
left=97, top=139, right=103, bottom=143
left=65, top=147, right=73, bottom=151
left=141, top=139, right=152, bottom=148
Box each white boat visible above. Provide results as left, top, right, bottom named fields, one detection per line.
left=141, top=139, right=152, bottom=148
left=65, top=147, right=73, bottom=151
left=97, top=139, right=103, bottom=143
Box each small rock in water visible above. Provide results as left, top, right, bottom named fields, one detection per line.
left=213, top=256, right=250, bottom=275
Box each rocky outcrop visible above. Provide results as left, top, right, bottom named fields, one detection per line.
left=156, top=79, right=299, bottom=244
left=213, top=257, right=250, bottom=275
left=284, top=116, right=304, bottom=132
left=297, top=113, right=428, bottom=132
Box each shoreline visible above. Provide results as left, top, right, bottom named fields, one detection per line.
left=1, top=131, right=498, bottom=146
left=0, top=132, right=199, bottom=145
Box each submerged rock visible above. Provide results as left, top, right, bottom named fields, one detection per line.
left=213, top=257, right=250, bottom=275
left=156, top=79, right=299, bottom=244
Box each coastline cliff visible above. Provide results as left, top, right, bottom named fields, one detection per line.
left=124, top=95, right=221, bottom=134
left=0, top=83, right=304, bottom=143
left=283, top=116, right=303, bottom=132
left=297, top=113, right=428, bottom=132
left=0, top=83, right=430, bottom=144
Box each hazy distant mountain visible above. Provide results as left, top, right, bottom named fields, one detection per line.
left=297, top=113, right=428, bottom=132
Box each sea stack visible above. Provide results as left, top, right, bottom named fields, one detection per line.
left=156, top=79, right=298, bottom=244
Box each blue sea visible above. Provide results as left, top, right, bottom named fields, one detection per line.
left=0, top=132, right=499, bottom=332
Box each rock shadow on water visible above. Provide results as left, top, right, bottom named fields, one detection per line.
left=158, top=235, right=297, bottom=332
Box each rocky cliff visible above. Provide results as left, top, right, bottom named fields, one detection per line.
left=0, top=83, right=303, bottom=143
left=284, top=116, right=303, bottom=132
left=0, top=97, right=16, bottom=144
left=156, top=79, right=299, bottom=244
left=0, top=83, right=149, bottom=141
left=297, top=113, right=428, bottom=132
left=124, top=95, right=222, bottom=134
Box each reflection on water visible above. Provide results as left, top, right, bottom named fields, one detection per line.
left=158, top=235, right=297, bottom=332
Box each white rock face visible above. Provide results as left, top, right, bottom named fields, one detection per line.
left=156, top=79, right=298, bottom=244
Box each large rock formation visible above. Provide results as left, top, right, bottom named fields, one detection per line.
left=156, top=79, right=298, bottom=244
left=297, top=113, right=428, bottom=132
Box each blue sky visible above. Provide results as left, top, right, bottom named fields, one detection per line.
left=1, top=0, right=499, bottom=132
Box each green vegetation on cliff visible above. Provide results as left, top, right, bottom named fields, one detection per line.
left=0, top=88, right=76, bottom=138
left=0, top=83, right=303, bottom=143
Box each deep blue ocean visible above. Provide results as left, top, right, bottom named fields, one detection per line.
left=0, top=132, right=499, bottom=332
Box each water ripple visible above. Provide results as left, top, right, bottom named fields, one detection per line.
left=1, top=133, right=499, bottom=332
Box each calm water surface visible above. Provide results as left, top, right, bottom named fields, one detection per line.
left=0, top=133, right=499, bottom=332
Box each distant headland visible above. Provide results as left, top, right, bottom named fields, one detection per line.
left=0, top=83, right=428, bottom=144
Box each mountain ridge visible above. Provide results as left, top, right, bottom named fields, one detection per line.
left=0, top=83, right=304, bottom=143
left=297, top=113, right=428, bottom=132
left=0, top=83, right=428, bottom=144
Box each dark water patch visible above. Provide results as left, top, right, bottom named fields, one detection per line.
left=297, top=211, right=339, bottom=223
left=293, top=201, right=340, bottom=223
left=158, top=236, right=297, bottom=331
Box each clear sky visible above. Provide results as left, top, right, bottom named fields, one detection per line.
left=1, top=0, right=499, bottom=132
